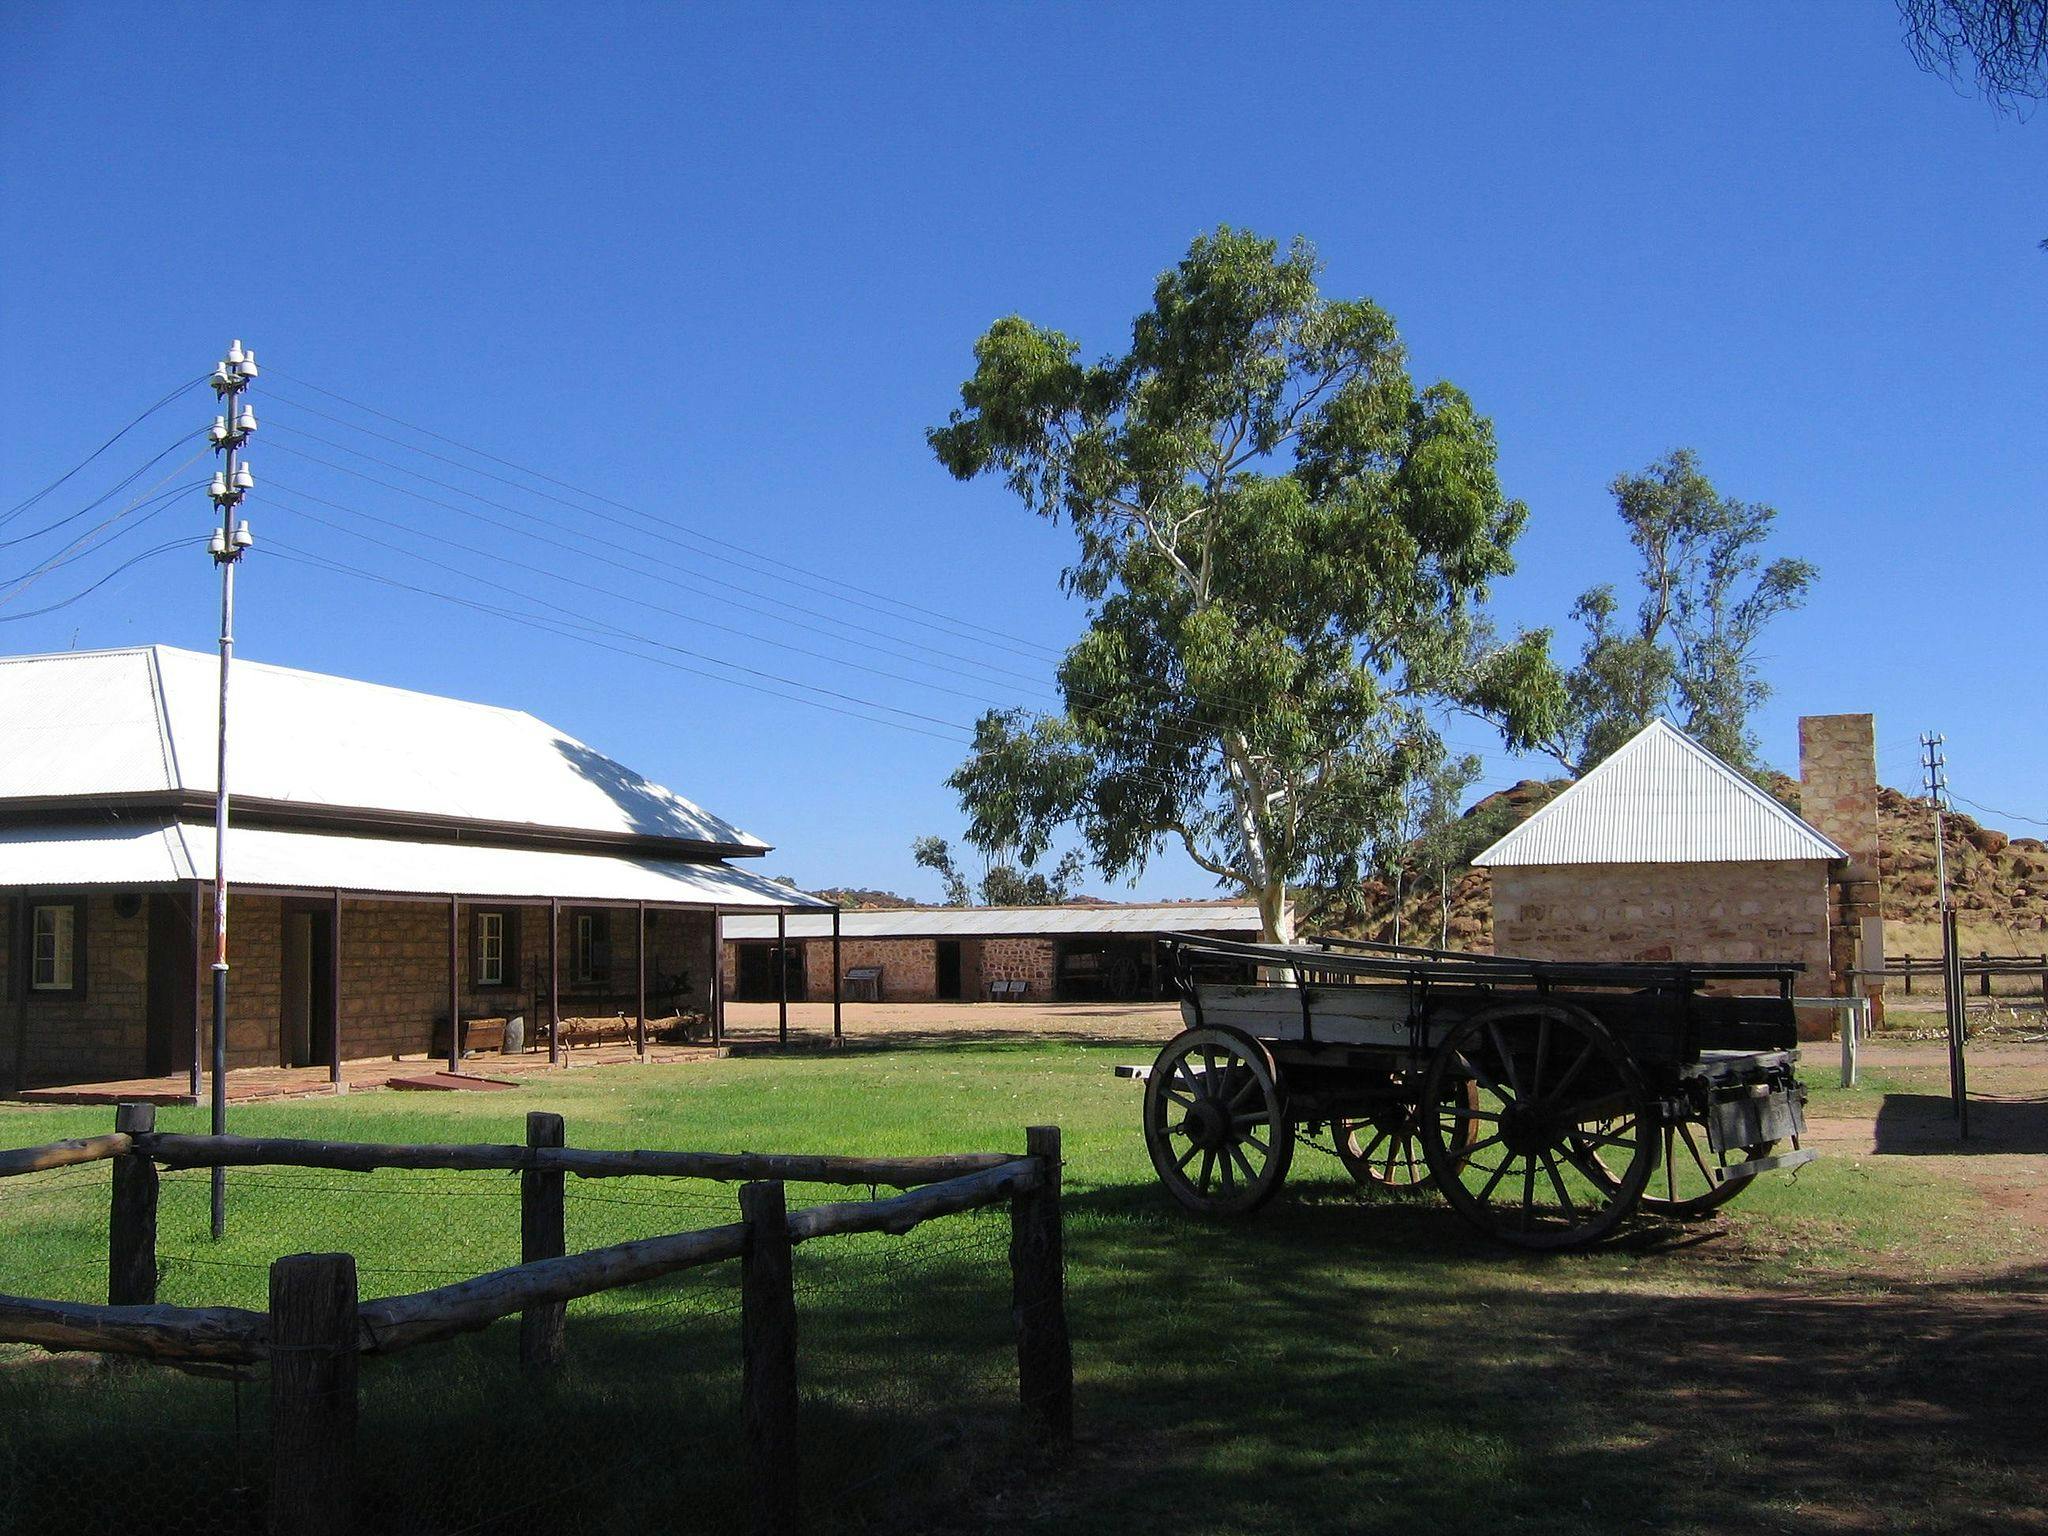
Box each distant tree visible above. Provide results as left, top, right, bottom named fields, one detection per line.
left=1540, top=450, right=1815, bottom=774
left=912, top=835, right=1085, bottom=907
left=929, top=227, right=1559, bottom=943
left=1374, top=751, right=1481, bottom=946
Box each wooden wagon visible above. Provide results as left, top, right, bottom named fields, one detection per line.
left=1144, top=933, right=1815, bottom=1250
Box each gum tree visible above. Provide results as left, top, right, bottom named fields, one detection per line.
left=928, top=228, right=1557, bottom=943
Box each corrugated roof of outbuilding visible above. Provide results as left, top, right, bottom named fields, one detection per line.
left=0, top=646, right=766, bottom=853
left=723, top=901, right=1262, bottom=941
left=1471, top=719, right=1844, bottom=868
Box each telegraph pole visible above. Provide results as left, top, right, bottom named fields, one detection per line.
left=1922, top=730, right=1967, bottom=1136
left=1921, top=732, right=1950, bottom=913
left=206, top=340, right=258, bottom=1238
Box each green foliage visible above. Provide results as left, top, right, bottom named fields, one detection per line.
left=929, top=228, right=1559, bottom=940
left=911, top=834, right=1086, bottom=907
left=1545, top=449, right=1815, bottom=773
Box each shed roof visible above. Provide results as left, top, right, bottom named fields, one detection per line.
left=723, top=901, right=1262, bottom=942
left=1471, top=719, right=1844, bottom=868
left=0, top=646, right=765, bottom=854
left=0, top=818, right=824, bottom=908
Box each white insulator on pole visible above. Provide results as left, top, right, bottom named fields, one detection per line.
left=232, top=462, right=254, bottom=491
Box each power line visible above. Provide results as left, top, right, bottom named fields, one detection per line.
left=1950, top=793, right=2048, bottom=830
left=0, top=447, right=212, bottom=609
left=0, top=538, right=194, bottom=623
left=263, top=428, right=1450, bottom=777
left=263, top=373, right=1068, bottom=661
left=263, top=540, right=982, bottom=743
left=0, top=433, right=201, bottom=549
left=1, top=374, right=203, bottom=526
left=265, top=487, right=1042, bottom=711
left=0, top=482, right=198, bottom=586
left=262, top=438, right=1060, bottom=691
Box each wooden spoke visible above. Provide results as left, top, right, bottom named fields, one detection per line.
left=1422, top=1007, right=1654, bottom=1251
left=1143, top=1028, right=1294, bottom=1217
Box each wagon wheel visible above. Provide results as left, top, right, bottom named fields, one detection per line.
left=1335, top=1077, right=1482, bottom=1193
left=1582, top=1106, right=1776, bottom=1221
left=1419, top=1005, right=1656, bottom=1251
left=1143, top=1027, right=1295, bottom=1216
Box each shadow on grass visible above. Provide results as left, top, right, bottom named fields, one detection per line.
left=6, top=1175, right=2047, bottom=1536
left=1873, top=1090, right=2048, bottom=1155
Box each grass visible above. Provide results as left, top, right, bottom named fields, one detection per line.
left=0, top=1039, right=2042, bottom=1535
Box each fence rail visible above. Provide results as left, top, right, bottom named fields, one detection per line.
left=0, top=1111, right=1072, bottom=1534
left=1860, top=952, right=2048, bottom=1003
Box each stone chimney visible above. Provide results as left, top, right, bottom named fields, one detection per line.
left=1798, top=714, right=1883, bottom=1015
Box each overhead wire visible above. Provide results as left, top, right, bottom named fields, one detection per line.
left=262, top=540, right=979, bottom=746
left=261, top=434, right=1060, bottom=692
left=0, top=446, right=212, bottom=609
left=264, top=367, right=1067, bottom=660
left=264, top=486, right=1047, bottom=711
left=262, top=421, right=1438, bottom=777
left=1, top=374, right=204, bottom=526
left=0, top=538, right=194, bottom=623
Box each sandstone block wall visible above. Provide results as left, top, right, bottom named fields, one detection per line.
left=5, top=891, right=719, bottom=1086
left=979, top=938, right=1055, bottom=1001
left=1799, top=713, right=1884, bottom=1015
left=1493, top=861, right=1833, bottom=1033
left=0, top=894, right=153, bottom=1087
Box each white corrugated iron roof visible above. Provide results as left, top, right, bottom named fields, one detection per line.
left=0, top=819, right=825, bottom=907
left=1472, top=719, right=1844, bottom=867
left=0, top=646, right=765, bottom=851
left=723, top=901, right=1261, bottom=941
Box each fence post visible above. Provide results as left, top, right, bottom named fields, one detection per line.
left=739, top=1180, right=800, bottom=1536
left=108, top=1102, right=158, bottom=1306
left=268, top=1253, right=359, bottom=1536
left=1980, top=953, right=1992, bottom=998
left=1011, top=1125, right=1073, bottom=1445
left=520, top=1110, right=567, bottom=1369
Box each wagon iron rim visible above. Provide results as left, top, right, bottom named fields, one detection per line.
left=1420, top=1005, right=1655, bottom=1251
left=1143, top=1027, right=1294, bottom=1216
left=1334, top=1076, right=1481, bottom=1194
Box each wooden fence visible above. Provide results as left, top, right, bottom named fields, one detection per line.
left=1866, top=952, right=2048, bottom=1003
left=0, top=1108, right=1072, bottom=1535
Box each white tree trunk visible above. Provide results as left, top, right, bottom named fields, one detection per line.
left=1258, top=883, right=1294, bottom=945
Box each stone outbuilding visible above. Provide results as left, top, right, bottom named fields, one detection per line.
left=721, top=901, right=1261, bottom=1005
left=0, top=645, right=825, bottom=1093
left=1473, top=719, right=1847, bottom=1030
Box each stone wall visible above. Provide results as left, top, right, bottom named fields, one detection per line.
left=0, top=894, right=153, bottom=1087
left=1492, top=860, right=1833, bottom=1034
left=1798, top=713, right=1883, bottom=1014
left=979, top=938, right=1056, bottom=1002
left=721, top=934, right=1053, bottom=1003
left=4, top=892, right=719, bottom=1086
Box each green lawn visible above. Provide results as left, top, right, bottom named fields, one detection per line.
left=0, top=1042, right=2039, bottom=1535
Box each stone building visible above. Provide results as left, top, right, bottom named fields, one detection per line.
left=721, top=902, right=1261, bottom=1004
left=1473, top=719, right=1849, bottom=1033
left=0, top=645, right=824, bottom=1092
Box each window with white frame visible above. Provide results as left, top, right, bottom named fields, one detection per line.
left=474, top=910, right=508, bottom=988
left=571, top=910, right=611, bottom=986
left=30, top=902, right=82, bottom=994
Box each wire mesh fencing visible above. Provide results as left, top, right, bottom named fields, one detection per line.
left=0, top=1136, right=1057, bottom=1535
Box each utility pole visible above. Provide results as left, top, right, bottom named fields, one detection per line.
left=206, top=340, right=258, bottom=1238
left=1921, top=732, right=1950, bottom=913
left=1922, top=730, right=1967, bottom=1137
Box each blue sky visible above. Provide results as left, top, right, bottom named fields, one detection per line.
left=2, top=3, right=2041, bottom=900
